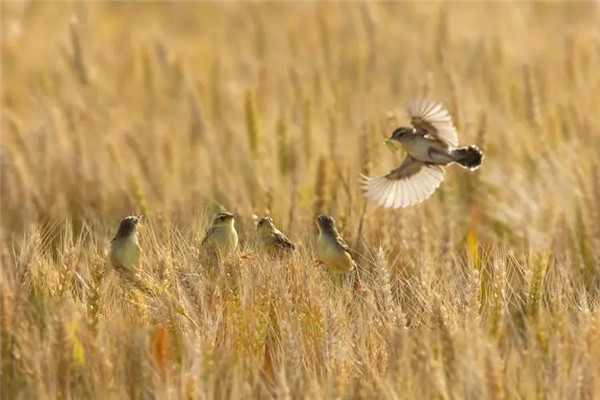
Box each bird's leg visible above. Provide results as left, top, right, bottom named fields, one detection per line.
left=353, top=268, right=366, bottom=293
left=239, top=252, right=255, bottom=260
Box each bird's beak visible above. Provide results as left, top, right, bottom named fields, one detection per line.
left=384, top=138, right=400, bottom=151
left=137, top=215, right=145, bottom=229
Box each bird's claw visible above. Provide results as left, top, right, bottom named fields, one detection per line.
left=240, top=252, right=255, bottom=260
left=355, top=281, right=366, bottom=293
left=313, top=259, right=325, bottom=267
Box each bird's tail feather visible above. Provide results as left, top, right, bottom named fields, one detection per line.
left=452, top=146, right=483, bottom=170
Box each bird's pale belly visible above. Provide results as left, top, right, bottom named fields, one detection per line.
left=404, top=138, right=454, bottom=164
left=111, top=239, right=140, bottom=271
left=212, top=229, right=238, bottom=259
left=317, top=237, right=354, bottom=273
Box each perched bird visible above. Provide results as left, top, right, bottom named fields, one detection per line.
left=361, top=99, right=483, bottom=209
left=315, top=214, right=364, bottom=292
left=256, top=217, right=295, bottom=255
left=110, top=215, right=150, bottom=293
left=110, top=215, right=142, bottom=272
left=201, top=212, right=239, bottom=264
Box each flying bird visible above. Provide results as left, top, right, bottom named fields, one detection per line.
left=361, top=99, right=483, bottom=209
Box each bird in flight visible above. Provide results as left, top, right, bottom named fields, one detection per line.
left=361, top=99, right=483, bottom=209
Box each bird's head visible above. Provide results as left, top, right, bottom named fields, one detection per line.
left=256, top=216, right=275, bottom=231
left=213, top=212, right=235, bottom=227
left=316, top=214, right=336, bottom=233
left=385, top=126, right=413, bottom=149
left=114, top=215, right=142, bottom=239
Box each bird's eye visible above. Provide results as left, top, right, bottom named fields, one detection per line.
left=392, top=127, right=410, bottom=138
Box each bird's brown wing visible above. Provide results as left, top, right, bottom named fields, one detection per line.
left=333, top=234, right=355, bottom=261
left=272, top=231, right=295, bottom=251
left=201, top=225, right=218, bottom=246
left=361, top=155, right=445, bottom=209
left=407, top=99, right=459, bottom=148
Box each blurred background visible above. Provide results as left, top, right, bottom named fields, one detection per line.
left=2, top=1, right=599, bottom=254
left=3, top=3, right=600, bottom=399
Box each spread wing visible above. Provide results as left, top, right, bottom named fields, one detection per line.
left=272, top=231, right=295, bottom=251
left=407, top=99, right=459, bottom=148
left=361, top=155, right=445, bottom=209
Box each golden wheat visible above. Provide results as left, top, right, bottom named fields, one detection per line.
left=2, top=2, right=600, bottom=399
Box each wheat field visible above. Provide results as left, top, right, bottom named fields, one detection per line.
left=2, top=2, right=600, bottom=399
